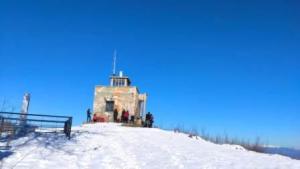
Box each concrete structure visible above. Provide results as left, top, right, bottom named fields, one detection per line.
left=20, top=93, right=30, bottom=125
left=93, top=71, right=147, bottom=122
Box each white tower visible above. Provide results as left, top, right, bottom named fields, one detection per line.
left=20, top=93, right=30, bottom=124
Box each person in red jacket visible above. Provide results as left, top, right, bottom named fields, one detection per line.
left=124, top=110, right=129, bottom=123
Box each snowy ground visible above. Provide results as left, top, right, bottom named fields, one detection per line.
left=1, top=123, right=300, bottom=169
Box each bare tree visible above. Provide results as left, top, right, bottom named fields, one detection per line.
left=0, top=99, right=8, bottom=111
left=252, top=136, right=264, bottom=152
left=0, top=99, right=17, bottom=113
left=224, top=132, right=229, bottom=144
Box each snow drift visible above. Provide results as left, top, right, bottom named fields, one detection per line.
left=1, top=123, right=300, bottom=169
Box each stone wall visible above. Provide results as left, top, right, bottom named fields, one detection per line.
left=93, top=86, right=146, bottom=122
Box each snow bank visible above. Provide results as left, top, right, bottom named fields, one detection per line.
left=1, top=123, right=299, bottom=169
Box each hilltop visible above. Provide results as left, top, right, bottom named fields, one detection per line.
left=1, top=123, right=300, bottom=169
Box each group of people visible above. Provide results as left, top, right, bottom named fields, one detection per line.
left=114, top=109, right=131, bottom=123
left=144, top=112, right=154, bottom=128
left=86, top=108, right=154, bottom=128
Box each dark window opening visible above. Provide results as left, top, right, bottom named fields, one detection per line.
left=105, top=101, right=114, bottom=112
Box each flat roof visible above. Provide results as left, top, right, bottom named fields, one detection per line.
left=110, top=76, right=130, bottom=79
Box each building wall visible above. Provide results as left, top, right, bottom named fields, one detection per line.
left=93, top=86, right=146, bottom=122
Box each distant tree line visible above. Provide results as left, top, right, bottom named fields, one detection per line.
left=173, top=125, right=264, bottom=153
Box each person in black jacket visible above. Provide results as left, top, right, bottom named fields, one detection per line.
left=113, top=109, right=118, bottom=122
left=145, top=112, right=154, bottom=128
left=86, top=108, right=91, bottom=123
left=121, top=109, right=126, bottom=123
left=149, top=113, right=154, bottom=128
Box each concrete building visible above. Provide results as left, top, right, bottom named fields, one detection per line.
left=93, top=71, right=147, bottom=122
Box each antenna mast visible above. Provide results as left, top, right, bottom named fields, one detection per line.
left=112, top=49, right=117, bottom=75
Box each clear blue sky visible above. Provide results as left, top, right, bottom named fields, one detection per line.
left=0, top=0, right=299, bottom=148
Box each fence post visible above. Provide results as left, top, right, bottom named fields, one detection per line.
left=64, top=117, right=72, bottom=139
left=64, top=121, right=67, bottom=136
left=0, top=117, right=4, bottom=134
left=67, top=117, right=72, bottom=139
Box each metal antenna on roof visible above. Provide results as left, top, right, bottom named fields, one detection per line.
left=112, top=49, right=117, bottom=75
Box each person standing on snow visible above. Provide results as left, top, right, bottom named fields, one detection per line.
left=124, top=110, right=129, bottom=123
left=149, top=113, right=154, bottom=128
left=145, top=112, right=150, bottom=127
left=113, top=109, right=118, bottom=122
left=121, top=109, right=125, bottom=122
left=145, top=112, right=154, bottom=128
left=87, top=108, right=91, bottom=123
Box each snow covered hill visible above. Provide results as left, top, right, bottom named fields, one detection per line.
left=1, top=123, right=300, bottom=169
